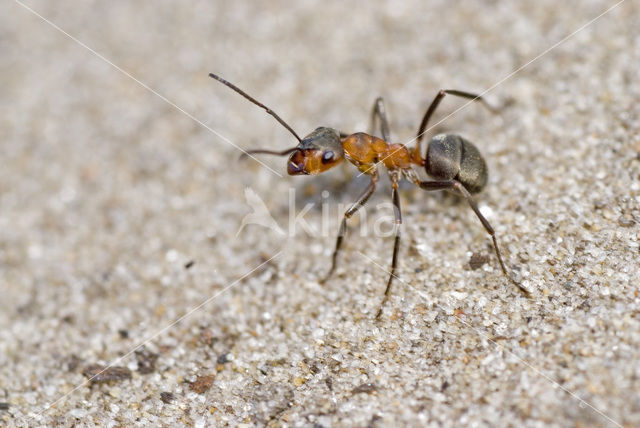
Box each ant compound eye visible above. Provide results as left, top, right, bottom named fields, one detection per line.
left=321, top=151, right=334, bottom=164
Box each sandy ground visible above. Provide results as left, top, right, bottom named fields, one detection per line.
left=1, top=1, right=639, bottom=426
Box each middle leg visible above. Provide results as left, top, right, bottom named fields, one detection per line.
left=376, top=171, right=403, bottom=318
left=369, top=96, right=391, bottom=141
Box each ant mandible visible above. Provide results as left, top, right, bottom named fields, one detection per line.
left=209, top=73, right=529, bottom=318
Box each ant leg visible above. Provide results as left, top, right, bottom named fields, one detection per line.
left=369, top=97, right=391, bottom=141
left=413, top=90, right=498, bottom=164
left=417, top=179, right=529, bottom=295
left=321, top=173, right=379, bottom=283
left=376, top=173, right=402, bottom=319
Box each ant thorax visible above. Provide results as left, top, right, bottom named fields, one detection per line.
left=342, top=133, right=414, bottom=174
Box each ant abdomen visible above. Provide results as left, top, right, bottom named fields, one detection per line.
left=425, top=134, right=488, bottom=194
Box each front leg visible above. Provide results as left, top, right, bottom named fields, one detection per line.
left=321, top=173, right=379, bottom=283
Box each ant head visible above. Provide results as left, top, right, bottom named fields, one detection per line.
left=287, top=127, right=344, bottom=175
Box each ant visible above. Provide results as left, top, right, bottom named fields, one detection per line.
left=209, top=72, right=529, bottom=318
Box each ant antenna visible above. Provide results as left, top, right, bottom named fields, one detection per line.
left=241, top=147, right=299, bottom=158
left=209, top=73, right=303, bottom=143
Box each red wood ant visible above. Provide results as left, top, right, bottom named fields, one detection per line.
left=209, top=73, right=529, bottom=318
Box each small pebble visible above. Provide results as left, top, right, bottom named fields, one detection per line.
left=160, top=392, right=175, bottom=404
left=352, top=382, right=379, bottom=395
left=190, top=374, right=215, bottom=394
left=82, top=365, right=132, bottom=383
